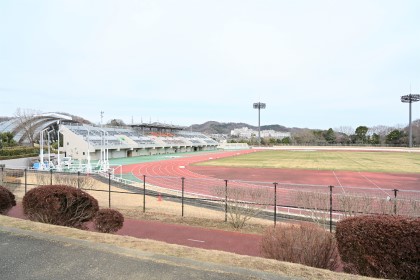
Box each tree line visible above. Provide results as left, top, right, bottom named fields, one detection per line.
left=228, top=120, right=420, bottom=147
left=2, top=108, right=419, bottom=147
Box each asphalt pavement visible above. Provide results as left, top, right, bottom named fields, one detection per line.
left=0, top=226, right=299, bottom=280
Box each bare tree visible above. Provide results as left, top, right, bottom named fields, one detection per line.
left=334, top=126, right=355, bottom=136
left=369, top=125, right=393, bottom=137
left=213, top=185, right=272, bottom=229
left=336, top=194, right=374, bottom=218
left=294, top=191, right=330, bottom=227
left=36, top=172, right=95, bottom=189
left=107, top=119, right=126, bottom=127
left=412, top=119, right=420, bottom=144
left=0, top=169, right=23, bottom=192
left=261, top=223, right=340, bottom=271
left=291, top=129, right=317, bottom=145
left=368, top=125, right=395, bottom=144
left=14, top=108, right=42, bottom=145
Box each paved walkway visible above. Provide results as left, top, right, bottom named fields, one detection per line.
left=7, top=204, right=262, bottom=257
left=0, top=227, right=293, bottom=280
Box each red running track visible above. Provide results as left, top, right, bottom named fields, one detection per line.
left=119, top=150, right=420, bottom=200
left=7, top=204, right=262, bottom=257
left=120, top=150, right=266, bottom=197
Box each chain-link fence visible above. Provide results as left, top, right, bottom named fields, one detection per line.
left=1, top=167, right=419, bottom=231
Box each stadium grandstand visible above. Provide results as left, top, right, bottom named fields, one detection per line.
left=0, top=112, right=219, bottom=171
left=61, top=122, right=218, bottom=162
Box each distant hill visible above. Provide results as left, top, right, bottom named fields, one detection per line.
left=56, top=112, right=92, bottom=124
left=187, top=121, right=291, bottom=134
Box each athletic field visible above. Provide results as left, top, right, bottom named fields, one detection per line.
left=117, top=149, right=419, bottom=218
left=195, top=150, right=420, bottom=174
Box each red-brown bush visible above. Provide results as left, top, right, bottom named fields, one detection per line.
left=94, top=208, right=124, bottom=233
left=335, top=215, right=420, bottom=279
left=260, top=222, right=340, bottom=270
left=0, top=185, right=16, bottom=214
left=22, top=185, right=99, bottom=229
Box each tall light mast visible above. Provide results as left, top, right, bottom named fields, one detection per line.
left=401, top=94, right=420, bottom=147
left=253, top=102, right=266, bottom=145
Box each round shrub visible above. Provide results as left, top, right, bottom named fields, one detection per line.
left=260, top=222, right=340, bottom=271
left=94, top=208, right=124, bottom=233
left=22, top=185, right=99, bottom=229
left=336, top=215, right=420, bottom=279
left=0, top=185, right=16, bottom=214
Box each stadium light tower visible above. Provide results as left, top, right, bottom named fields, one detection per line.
left=100, top=111, right=104, bottom=128
left=253, top=102, right=266, bottom=145
left=401, top=93, right=420, bottom=148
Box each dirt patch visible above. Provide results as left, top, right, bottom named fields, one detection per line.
left=119, top=209, right=271, bottom=235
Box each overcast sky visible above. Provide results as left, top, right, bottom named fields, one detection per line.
left=1, top=0, right=419, bottom=129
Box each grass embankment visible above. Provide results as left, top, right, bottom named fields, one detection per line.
left=196, top=150, right=420, bottom=173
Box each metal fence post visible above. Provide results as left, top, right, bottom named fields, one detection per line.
left=50, top=169, right=53, bottom=185
left=77, top=171, right=80, bottom=189
left=143, top=175, right=146, bottom=213
left=24, top=169, right=27, bottom=194
left=329, top=185, right=334, bottom=233
left=224, top=179, right=228, bottom=223
left=108, top=172, right=111, bottom=208
left=393, top=189, right=399, bottom=215
left=273, top=182, right=278, bottom=226
left=181, top=177, right=185, bottom=217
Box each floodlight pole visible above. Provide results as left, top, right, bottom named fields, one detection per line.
left=100, top=111, right=104, bottom=128
left=39, top=127, right=49, bottom=170
left=253, top=102, right=266, bottom=145
left=401, top=94, right=420, bottom=148
left=47, top=130, right=54, bottom=168
left=57, top=121, right=61, bottom=170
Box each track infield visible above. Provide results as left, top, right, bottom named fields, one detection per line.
left=118, top=149, right=420, bottom=198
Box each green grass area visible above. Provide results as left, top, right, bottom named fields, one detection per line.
left=195, top=150, right=420, bottom=173
left=106, top=150, right=221, bottom=166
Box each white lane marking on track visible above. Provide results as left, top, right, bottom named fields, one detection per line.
left=187, top=239, right=205, bottom=243
left=332, top=170, right=346, bottom=194
left=358, top=172, right=390, bottom=196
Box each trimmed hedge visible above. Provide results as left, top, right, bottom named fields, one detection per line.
left=260, top=222, right=340, bottom=270
left=22, top=185, right=99, bottom=229
left=336, top=215, right=420, bottom=279
left=94, top=209, right=124, bottom=233
left=0, top=153, right=39, bottom=160
left=0, top=146, right=39, bottom=157
left=0, top=186, right=16, bottom=214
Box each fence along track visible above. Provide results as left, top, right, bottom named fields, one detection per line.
left=1, top=167, right=419, bottom=230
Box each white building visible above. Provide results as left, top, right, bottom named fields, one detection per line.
left=230, top=127, right=255, bottom=138
left=230, top=127, right=290, bottom=139
left=260, top=130, right=291, bottom=139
